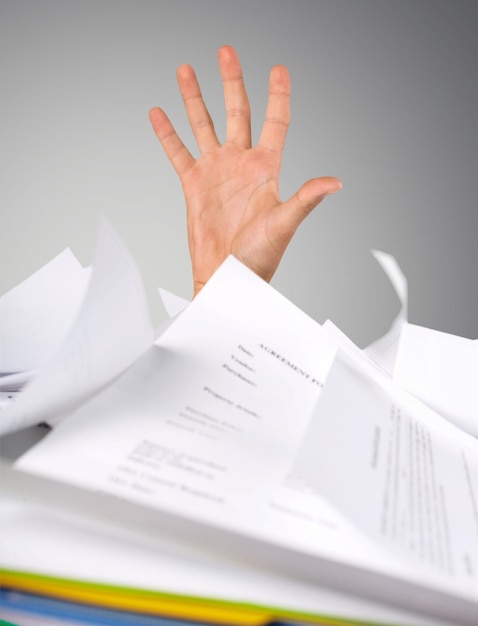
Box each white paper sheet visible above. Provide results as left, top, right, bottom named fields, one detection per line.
left=365, top=249, right=478, bottom=437
left=0, top=248, right=90, bottom=376
left=293, top=349, right=478, bottom=600
left=393, top=323, right=478, bottom=437
left=0, top=219, right=153, bottom=436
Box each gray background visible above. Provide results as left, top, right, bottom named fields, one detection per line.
left=1, top=0, right=477, bottom=347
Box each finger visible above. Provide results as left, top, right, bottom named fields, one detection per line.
left=218, top=45, right=251, bottom=147
left=258, top=65, right=291, bottom=153
left=272, top=176, right=342, bottom=241
left=176, top=63, right=220, bottom=154
left=149, top=107, right=195, bottom=176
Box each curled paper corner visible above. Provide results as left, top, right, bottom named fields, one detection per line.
left=364, top=249, right=408, bottom=375
left=369, top=249, right=408, bottom=317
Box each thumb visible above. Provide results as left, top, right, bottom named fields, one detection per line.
left=272, top=176, right=342, bottom=243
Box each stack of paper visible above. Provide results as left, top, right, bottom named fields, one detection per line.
left=1, top=221, right=477, bottom=626
left=0, top=447, right=459, bottom=626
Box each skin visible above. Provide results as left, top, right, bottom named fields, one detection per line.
left=149, top=45, right=342, bottom=297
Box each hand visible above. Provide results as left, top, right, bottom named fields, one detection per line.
left=149, top=45, right=342, bottom=297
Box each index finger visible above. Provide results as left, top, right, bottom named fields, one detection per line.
left=258, top=65, right=291, bottom=153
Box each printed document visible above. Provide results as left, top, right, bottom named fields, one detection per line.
left=293, top=350, right=478, bottom=598
left=16, top=257, right=338, bottom=522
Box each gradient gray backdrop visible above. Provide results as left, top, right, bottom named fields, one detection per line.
left=1, top=0, right=477, bottom=346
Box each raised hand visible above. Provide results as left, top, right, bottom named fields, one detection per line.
left=149, top=45, right=341, bottom=296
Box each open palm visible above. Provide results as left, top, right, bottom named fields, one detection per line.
left=149, top=46, right=341, bottom=296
